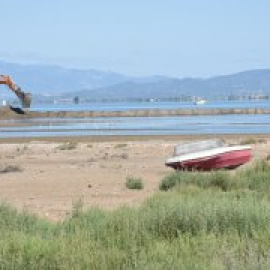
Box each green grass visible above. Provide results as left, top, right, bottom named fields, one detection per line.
left=114, top=143, right=128, bottom=148
left=160, top=160, right=270, bottom=192
left=125, top=176, right=144, bottom=190
left=239, top=137, right=266, bottom=145
left=2, top=160, right=270, bottom=268
left=56, top=142, right=78, bottom=150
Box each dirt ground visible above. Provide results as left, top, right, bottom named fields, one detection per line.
left=0, top=135, right=269, bottom=221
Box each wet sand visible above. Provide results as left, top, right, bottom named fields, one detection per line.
left=0, top=134, right=269, bottom=221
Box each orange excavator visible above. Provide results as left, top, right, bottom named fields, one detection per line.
left=0, top=75, right=31, bottom=108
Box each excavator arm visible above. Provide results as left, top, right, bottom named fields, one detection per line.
left=0, top=75, right=31, bottom=108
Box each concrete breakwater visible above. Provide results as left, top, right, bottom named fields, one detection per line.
left=1, top=107, right=270, bottom=120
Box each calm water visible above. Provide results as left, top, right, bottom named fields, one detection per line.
left=1, top=114, right=270, bottom=138
left=30, top=100, right=270, bottom=112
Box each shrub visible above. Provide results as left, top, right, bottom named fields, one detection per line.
left=160, top=160, right=270, bottom=193
left=126, top=177, right=144, bottom=190
left=159, top=171, right=236, bottom=192
left=142, top=191, right=270, bottom=237
left=16, top=145, right=28, bottom=154
left=159, top=174, right=178, bottom=191
left=114, top=143, right=128, bottom=148
left=56, top=142, right=78, bottom=150
left=239, top=138, right=266, bottom=145
left=238, top=160, right=270, bottom=192
left=0, top=165, right=22, bottom=174
left=70, top=198, right=84, bottom=219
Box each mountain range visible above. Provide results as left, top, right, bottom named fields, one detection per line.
left=1, top=60, right=270, bottom=101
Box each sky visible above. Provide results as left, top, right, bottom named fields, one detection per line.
left=0, top=0, right=269, bottom=78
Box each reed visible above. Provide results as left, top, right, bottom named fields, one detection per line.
left=160, top=160, right=270, bottom=192
left=1, top=160, right=270, bottom=268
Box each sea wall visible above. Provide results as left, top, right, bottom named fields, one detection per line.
left=1, top=107, right=270, bottom=120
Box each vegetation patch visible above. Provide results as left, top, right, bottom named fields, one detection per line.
left=1, top=160, right=270, bottom=268
left=126, top=177, right=144, bottom=190
left=160, top=171, right=237, bottom=191
left=114, top=143, right=128, bottom=148
left=142, top=191, right=270, bottom=237
left=70, top=198, right=84, bottom=218
left=16, top=145, right=29, bottom=154
left=160, top=160, right=270, bottom=192
left=240, top=137, right=266, bottom=145
left=56, top=142, right=78, bottom=150
left=0, top=165, right=22, bottom=174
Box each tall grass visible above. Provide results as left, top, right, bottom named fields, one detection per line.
left=160, top=160, right=270, bottom=192
left=142, top=191, right=270, bottom=237
left=1, top=160, right=270, bottom=268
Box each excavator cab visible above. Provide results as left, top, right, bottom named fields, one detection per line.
left=0, top=75, right=31, bottom=109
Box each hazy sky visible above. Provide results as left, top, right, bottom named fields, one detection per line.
left=0, top=0, right=269, bottom=77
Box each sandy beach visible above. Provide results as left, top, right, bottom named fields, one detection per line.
left=0, top=134, right=269, bottom=220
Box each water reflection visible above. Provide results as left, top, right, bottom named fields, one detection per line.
left=1, top=114, right=270, bottom=138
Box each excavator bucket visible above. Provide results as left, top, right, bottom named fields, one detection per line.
left=17, top=90, right=31, bottom=108
left=20, top=92, right=31, bottom=108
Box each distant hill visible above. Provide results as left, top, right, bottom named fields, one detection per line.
left=1, top=60, right=270, bottom=100
left=68, top=69, right=270, bottom=100
left=0, top=60, right=128, bottom=95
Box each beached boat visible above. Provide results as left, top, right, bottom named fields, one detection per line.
left=165, top=139, right=252, bottom=171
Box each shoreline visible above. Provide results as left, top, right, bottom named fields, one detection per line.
left=1, top=106, right=270, bottom=120
left=1, top=134, right=269, bottom=144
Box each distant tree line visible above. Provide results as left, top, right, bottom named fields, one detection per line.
left=227, top=94, right=269, bottom=101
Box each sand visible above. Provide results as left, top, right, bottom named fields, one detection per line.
left=0, top=134, right=269, bottom=221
